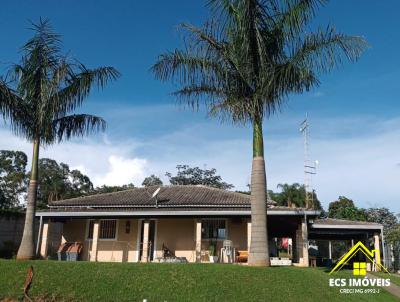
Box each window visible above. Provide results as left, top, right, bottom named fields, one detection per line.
left=87, top=220, right=117, bottom=240
left=353, top=262, right=366, bottom=276
left=202, top=219, right=226, bottom=240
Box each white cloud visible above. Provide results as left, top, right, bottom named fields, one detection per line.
left=94, top=155, right=148, bottom=186
left=0, top=129, right=148, bottom=187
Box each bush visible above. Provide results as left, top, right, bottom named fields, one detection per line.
left=0, top=241, right=17, bottom=259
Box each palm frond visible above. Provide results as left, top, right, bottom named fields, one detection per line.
left=0, top=78, right=20, bottom=119
left=289, top=26, right=368, bottom=74
left=52, top=66, right=120, bottom=116
left=273, top=0, right=326, bottom=36
left=52, top=114, right=106, bottom=142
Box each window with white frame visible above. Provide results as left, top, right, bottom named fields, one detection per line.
left=87, top=220, right=117, bottom=240
left=201, top=219, right=226, bottom=240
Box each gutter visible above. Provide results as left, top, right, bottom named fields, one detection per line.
left=36, top=209, right=320, bottom=217
left=311, top=223, right=383, bottom=230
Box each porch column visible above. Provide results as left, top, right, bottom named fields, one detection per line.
left=247, top=221, right=252, bottom=252
left=351, top=239, right=354, bottom=247
left=296, top=218, right=309, bottom=267
left=195, top=220, right=202, bottom=263
left=328, top=240, right=332, bottom=260
left=374, top=232, right=381, bottom=271
left=141, top=220, right=150, bottom=262
left=90, top=220, right=100, bottom=262
left=302, top=218, right=309, bottom=267
left=39, top=220, right=51, bottom=259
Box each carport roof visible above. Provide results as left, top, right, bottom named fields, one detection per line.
left=311, top=218, right=382, bottom=230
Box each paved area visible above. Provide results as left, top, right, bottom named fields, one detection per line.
left=367, top=273, right=400, bottom=298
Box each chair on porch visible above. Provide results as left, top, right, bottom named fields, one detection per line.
left=220, top=240, right=235, bottom=263
left=236, top=250, right=249, bottom=263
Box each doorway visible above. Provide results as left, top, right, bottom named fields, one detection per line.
left=139, top=220, right=156, bottom=261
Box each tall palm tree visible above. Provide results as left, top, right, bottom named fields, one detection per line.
left=152, top=0, right=366, bottom=266
left=0, top=19, right=119, bottom=260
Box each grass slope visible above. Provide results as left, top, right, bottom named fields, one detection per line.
left=0, top=260, right=397, bottom=302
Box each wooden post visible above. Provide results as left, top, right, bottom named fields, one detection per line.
left=141, top=221, right=150, bottom=262
left=90, top=220, right=100, bottom=262
left=247, top=221, right=252, bottom=252
left=195, top=220, right=202, bottom=263
left=39, top=220, right=51, bottom=258
left=374, top=232, right=381, bottom=271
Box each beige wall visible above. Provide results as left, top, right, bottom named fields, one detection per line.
left=228, top=218, right=247, bottom=251
left=62, top=219, right=139, bottom=262
left=155, top=219, right=196, bottom=262
left=61, top=217, right=249, bottom=263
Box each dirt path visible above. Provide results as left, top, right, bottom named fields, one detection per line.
left=367, top=273, right=400, bottom=298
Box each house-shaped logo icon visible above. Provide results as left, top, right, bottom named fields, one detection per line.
left=329, top=241, right=389, bottom=275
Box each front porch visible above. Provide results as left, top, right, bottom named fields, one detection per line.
left=36, top=215, right=310, bottom=265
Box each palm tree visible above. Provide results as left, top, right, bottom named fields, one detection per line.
left=0, top=19, right=119, bottom=260
left=277, top=183, right=303, bottom=207
left=152, top=0, right=366, bottom=266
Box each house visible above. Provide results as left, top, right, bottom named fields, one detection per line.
left=36, top=185, right=385, bottom=267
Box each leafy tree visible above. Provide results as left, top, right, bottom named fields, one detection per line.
left=275, top=183, right=322, bottom=210
left=92, top=184, right=135, bottom=194
left=69, top=169, right=93, bottom=197
left=276, top=183, right=303, bottom=207
left=0, top=19, right=119, bottom=259
left=166, top=165, right=233, bottom=190
left=386, top=222, right=400, bottom=270
left=152, top=0, right=366, bottom=266
left=0, top=150, right=28, bottom=209
left=365, top=208, right=398, bottom=234
left=328, top=196, right=366, bottom=221
left=142, top=175, right=163, bottom=187
left=35, top=158, right=93, bottom=208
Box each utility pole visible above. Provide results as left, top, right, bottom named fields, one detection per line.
left=299, top=114, right=317, bottom=208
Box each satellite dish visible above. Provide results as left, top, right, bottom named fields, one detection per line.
left=152, top=187, right=161, bottom=199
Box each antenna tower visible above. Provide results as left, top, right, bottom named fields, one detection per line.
left=299, top=114, right=317, bottom=208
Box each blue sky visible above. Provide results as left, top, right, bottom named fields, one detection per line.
left=1, top=1, right=399, bottom=212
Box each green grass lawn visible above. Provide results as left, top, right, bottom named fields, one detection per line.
left=0, top=260, right=397, bottom=302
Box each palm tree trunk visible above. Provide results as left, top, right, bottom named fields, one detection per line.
left=17, top=138, right=40, bottom=260
left=248, top=117, right=270, bottom=266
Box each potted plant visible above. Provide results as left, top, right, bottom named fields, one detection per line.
left=208, top=242, right=218, bottom=263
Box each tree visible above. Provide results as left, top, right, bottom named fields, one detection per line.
left=35, top=158, right=93, bottom=208
left=142, top=175, right=163, bottom=187
left=328, top=196, right=366, bottom=221
left=0, top=150, right=28, bottom=209
left=165, top=165, right=233, bottom=189
left=276, top=183, right=322, bottom=210
left=0, top=19, right=119, bottom=260
left=152, top=0, right=366, bottom=266
left=276, top=183, right=303, bottom=207
left=92, top=184, right=135, bottom=194
left=365, top=208, right=398, bottom=234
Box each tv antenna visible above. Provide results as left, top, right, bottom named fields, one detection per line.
left=299, top=114, right=318, bottom=208
left=152, top=187, right=161, bottom=208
